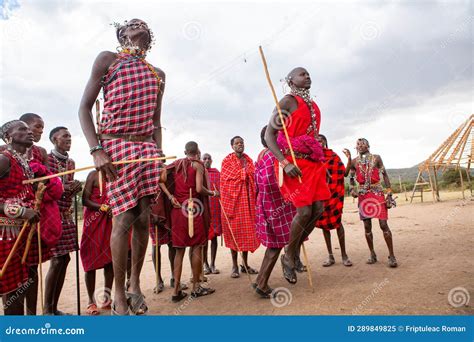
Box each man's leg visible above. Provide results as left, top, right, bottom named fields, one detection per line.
left=190, top=246, right=202, bottom=291
left=256, top=248, right=281, bottom=292
left=111, top=209, right=135, bottom=315
left=210, top=237, right=219, bottom=273
left=25, top=265, right=38, bottom=315
left=230, top=249, right=239, bottom=277
left=151, top=245, right=164, bottom=285
left=284, top=205, right=312, bottom=270
left=172, top=248, right=186, bottom=296
left=203, top=241, right=210, bottom=273
left=2, top=291, right=25, bottom=315
left=337, top=225, right=352, bottom=266
left=51, top=253, right=70, bottom=314
left=363, top=219, right=377, bottom=263
left=379, top=220, right=397, bottom=266
left=84, top=270, right=96, bottom=306
left=103, top=262, right=114, bottom=305
left=168, top=243, right=176, bottom=286
left=322, top=230, right=335, bottom=267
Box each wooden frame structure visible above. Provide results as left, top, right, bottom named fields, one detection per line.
left=411, top=114, right=473, bottom=203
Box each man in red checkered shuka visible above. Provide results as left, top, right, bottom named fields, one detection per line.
left=79, top=19, right=165, bottom=315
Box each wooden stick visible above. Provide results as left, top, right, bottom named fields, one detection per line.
left=0, top=220, right=29, bottom=278
left=215, top=185, right=252, bottom=285
left=20, top=183, right=48, bottom=264
left=37, top=222, right=44, bottom=314
left=95, top=99, right=104, bottom=197
left=23, top=156, right=177, bottom=184
left=188, top=189, right=194, bottom=238
left=155, top=224, right=159, bottom=293
left=259, top=46, right=302, bottom=184
left=301, top=243, right=314, bottom=293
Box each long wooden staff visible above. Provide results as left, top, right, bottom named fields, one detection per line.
left=74, top=195, right=81, bottom=315
left=21, top=183, right=47, bottom=264
left=188, top=189, right=194, bottom=238
left=259, top=46, right=301, bottom=184
left=37, top=221, right=44, bottom=314
left=259, top=46, right=313, bottom=292
left=95, top=99, right=103, bottom=197
left=214, top=185, right=252, bottom=285
left=23, top=156, right=177, bottom=184
left=154, top=224, right=159, bottom=293
left=0, top=183, right=46, bottom=277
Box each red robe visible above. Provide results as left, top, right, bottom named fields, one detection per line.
left=220, top=153, right=260, bottom=252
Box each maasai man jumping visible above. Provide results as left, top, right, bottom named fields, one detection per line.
left=0, top=120, right=40, bottom=315
left=254, top=126, right=296, bottom=297
left=346, top=138, right=397, bottom=267
left=315, top=134, right=352, bottom=267
left=265, top=67, right=330, bottom=284
left=78, top=18, right=165, bottom=315
left=80, top=170, right=114, bottom=315
left=169, top=142, right=217, bottom=302
left=202, top=153, right=222, bottom=275
left=221, top=136, right=260, bottom=278
left=44, top=127, right=82, bottom=315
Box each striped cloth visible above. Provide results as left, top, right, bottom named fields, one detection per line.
left=100, top=52, right=163, bottom=216
left=315, top=148, right=346, bottom=230
left=48, top=152, right=78, bottom=257
left=220, top=153, right=260, bottom=252
left=207, top=167, right=222, bottom=240
left=0, top=150, right=33, bottom=294
left=255, top=149, right=296, bottom=248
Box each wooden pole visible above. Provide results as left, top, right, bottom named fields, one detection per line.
left=427, top=168, right=436, bottom=203
left=188, top=189, right=194, bottom=238
left=459, top=167, right=465, bottom=199
left=74, top=195, right=81, bottom=315
left=95, top=99, right=103, bottom=197
left=155, top=225, right=159, bottom=293
left=37, top=222, right=44, bottom=315
left=410, top=171, right=421, bottom=203
left=23, top=156, right=177, bottom=184
left=300, top=243, right=314, bottom=293
left=259, top=46, right=302, bottom=184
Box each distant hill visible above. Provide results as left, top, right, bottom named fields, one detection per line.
left=387, top=165, right=420, bottom=182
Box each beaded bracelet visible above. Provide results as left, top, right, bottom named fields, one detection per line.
left=4, top=203, right=24, bottom=219
left=90, top=145, right=104, bottom=155
left=280, top=159, right=290, bottom=168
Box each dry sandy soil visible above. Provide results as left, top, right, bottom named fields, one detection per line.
left=5, top=191, right=474, bottom=315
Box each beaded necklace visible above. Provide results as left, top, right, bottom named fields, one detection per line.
left=290, top=86, right=318, bottom=137
left=51, top=149, right=70, bottom=183
left=7, top=146, right=34, bottom=180
left=119, top=48, right=163, bottom=86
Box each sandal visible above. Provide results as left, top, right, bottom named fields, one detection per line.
left=342, top=257, right=353, bottom=267
left=170, top=278, right=189, bottom=290
left=191, top=286, right=216, bottom=298
left=240, top=265, right=258, bottom=274
left=388, top=256, right=398, bottom=268
left=366, top=253, right=377, bottom=264
left=280, top=254, right=297, bottom=284
left=252, top=283, right=274, bottom=299
left=125, top=292, right=148, bottom=315
left=111, top=301, right=130, bottom=316
left=154, top=281, right=165, bottom=294
left=295, top=257, right=307, bottom=273
left=86, top=303, right=99, bottom=316
left=231, top=267, right=240, bottom=278
left=171, top=291, right=188, bottom=303
left=204, top=265, right=211, bottom=275
left=210, top=266, right=220, bottom=274
left=53, top=310, right=71, bottom=316
left=323, top=254, right=336, bottom=267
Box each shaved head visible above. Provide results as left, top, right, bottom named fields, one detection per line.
left=185, top=141, right=199, bottom=155
left=287, top=67, right=307, bottom=80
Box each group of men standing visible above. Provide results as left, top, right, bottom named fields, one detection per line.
left=0, top=18, right=398, bottom=315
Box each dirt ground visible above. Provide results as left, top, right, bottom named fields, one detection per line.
left=6, top=191, right=474, bottom=315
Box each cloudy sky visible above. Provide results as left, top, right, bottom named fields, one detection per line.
left=0, top=0, right=472, bottom=179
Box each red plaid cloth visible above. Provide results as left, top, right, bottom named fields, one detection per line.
left=100, top=52, right=162, bottom=216
left=207, top=168, right=222, bottom=240
left=315, top=148, right=346, bottom=230
left=220, top=153, right=260, bottom=252
left=48, top=153, right=78, bottom=257
left=149, top=192, right=171, bottom=246
left=0, top=151, right=33, bottom=294
left=255, top=149, right=296, bottom=248
left=80, top=183, right=113, bottom=272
